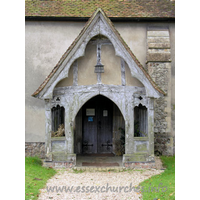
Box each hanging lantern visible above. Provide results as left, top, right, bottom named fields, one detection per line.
left=94, top=63, right=104, bottom=73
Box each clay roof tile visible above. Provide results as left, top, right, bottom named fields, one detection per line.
left=25, top=0, right=175, bottom=19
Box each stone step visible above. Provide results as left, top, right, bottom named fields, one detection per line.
left=72, top=167, right=126, bottom=172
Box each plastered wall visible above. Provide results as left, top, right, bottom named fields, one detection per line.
left=25, top=20, right=175, bottom=147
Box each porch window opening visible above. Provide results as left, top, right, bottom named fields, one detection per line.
left=51, top=105, right=65, bottom=137
left=134, top=104, right=148, bottom=137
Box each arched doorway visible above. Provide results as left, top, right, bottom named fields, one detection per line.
left=74, top=95, right=125, bottom=166
left=82, top=95, right=113, bottom=154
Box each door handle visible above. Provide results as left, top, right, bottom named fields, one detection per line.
left=83, top=141, right=93, bottom=146
left=102, top=140, right=112, bottom=147
left=101, top=143, right=112, bottom=147
left=83, top=143, right=93, bottom=146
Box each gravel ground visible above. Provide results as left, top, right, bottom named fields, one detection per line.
left=38, top=168, right=163, bottom=200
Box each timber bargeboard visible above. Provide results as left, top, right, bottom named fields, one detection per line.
left=32, top=8, right=164, bottom=99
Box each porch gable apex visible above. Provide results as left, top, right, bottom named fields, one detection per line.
left=32, top=8, right=165, bottom=99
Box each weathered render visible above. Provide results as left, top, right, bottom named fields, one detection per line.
left=25, top=2, right=175, bottom=165
left=29, top=9, right=167, bottom=166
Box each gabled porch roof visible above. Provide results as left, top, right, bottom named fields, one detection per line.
left=32, top=8, right=165, bottom=99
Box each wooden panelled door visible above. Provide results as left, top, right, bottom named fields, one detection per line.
left=82, top=95, right=113, bottom=154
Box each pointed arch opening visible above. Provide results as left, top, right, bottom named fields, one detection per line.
left=51, top=105, right=65, bottom=137
left=74, top=95, right=125, bottom=163
left=134, top=104, right=148, bottom=137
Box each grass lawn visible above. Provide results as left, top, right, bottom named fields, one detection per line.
left=25, top=157, right=57, bottom=200
left=140, top=156, right=175, bottom=200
